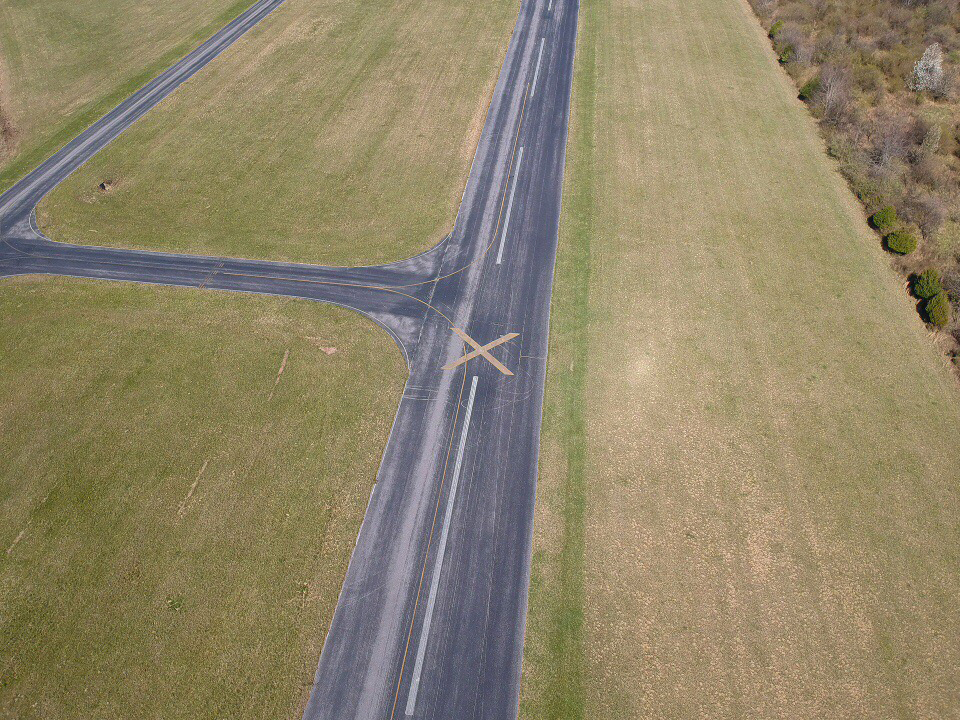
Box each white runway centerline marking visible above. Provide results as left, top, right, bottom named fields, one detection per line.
left=495, top=146, right=524, bottom=265
left=530, top=37, right=546, bottom=97
left=404, top=375, right=480, bottom=717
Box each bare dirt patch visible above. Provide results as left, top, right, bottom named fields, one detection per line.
left=0, top=56, right=18, bottom=162
left=177, top=459, right=208, bottom=518
left=267, top=347, right=290, bottom=401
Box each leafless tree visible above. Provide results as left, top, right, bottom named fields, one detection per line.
left=907, top=117, right=942, bottom=162
left=781, top=25, right=813, bottom=64
left=753, top=0, right=777, bottom=16
left=819, top=65, right=853, bottom=123
left=903, top=191, right=948, bottom=236
left=871, top=111, right=911, bottom=167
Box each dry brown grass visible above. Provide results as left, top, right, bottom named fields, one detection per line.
left=523, top=0, right=960, bottom=717
left=0, top=51, right=17, bottom=162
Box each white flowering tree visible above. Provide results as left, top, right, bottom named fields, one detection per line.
left=910, top=43, right=945, bottom=95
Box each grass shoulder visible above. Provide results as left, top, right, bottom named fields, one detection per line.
left=523, top=0, right=960, bottom=716
left=0, top=276, right=405, bottom=719
left=0, top=0, right=254, bottom=193
left=37, top=0, right=519, bottom=267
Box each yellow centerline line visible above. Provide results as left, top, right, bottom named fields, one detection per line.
left=8, top=31, right=536, bottom=720
left=388, top=363, right=469, bottom=720
left=386, top=75, right=533, bottom=720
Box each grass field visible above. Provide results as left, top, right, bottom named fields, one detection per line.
left=37, top=0, right=519, bottom=266
left=0, top=277, right=405, bottom=719
left=522, top=0, right=960, bottom=717
left=0, top=0, right=251, bottom=192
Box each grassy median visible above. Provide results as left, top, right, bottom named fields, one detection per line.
left=523, top=0, right=960, bottom=718
left=0, top=0, right=252, bottom=191
left=0, top=277, right=405, bottom=719
left=38, top=0, right=519, bottom=266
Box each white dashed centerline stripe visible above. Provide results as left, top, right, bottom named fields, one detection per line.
left=530, top=37, right=546, bottom=98
left=495, top=146, right=524, bottom=265
left=404, top=375, right=480, bottom=717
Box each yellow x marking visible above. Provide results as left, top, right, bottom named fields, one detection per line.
left=443, top=328, right=519, bottom=376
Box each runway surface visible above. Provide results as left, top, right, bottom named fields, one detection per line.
left=0, top=0, right=579, bottom=717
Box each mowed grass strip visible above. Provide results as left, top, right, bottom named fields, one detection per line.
left=523, top=0, right=960, bottom=718
left=0, top=0, right=253, bottom=191
left=38, top=0, right=519, bottom=267
left=0, top=277, right=405, bottom=719
left=519, top=3, right=596, bottom=717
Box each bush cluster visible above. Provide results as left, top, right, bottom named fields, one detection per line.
left=925, top=291, right=952, bottom=328
left=870, top=206, right=897, bottom=234
left=798, top=76, right=821, bottom=101
left=913, top=269, right=943, bottom=299
left=749, top=0, right=959, bottom=342
left=885, top=230, right=918, bottom=255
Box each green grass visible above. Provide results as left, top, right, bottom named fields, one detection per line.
left=519, top=1, right=596, bottom=716
left=37, top=0, right=519, bottom=266
left=522, top=0, right=960, bottom=717
left=0, top=0, right=254, bottom=193
left=0, top=276, right=405, bottom=719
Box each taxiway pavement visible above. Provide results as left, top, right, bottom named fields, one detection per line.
left=0, top=0, right=579, bottom=717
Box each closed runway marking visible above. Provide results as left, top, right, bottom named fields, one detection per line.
left=444, top=328, right=519, bottom=375
left=404, top=375, right=479, bottom=716
left=530, top=38, right=545, bottom=97
left=495, top=146, right=524, bottom=265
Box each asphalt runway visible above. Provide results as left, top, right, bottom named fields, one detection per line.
left=0, top=0, right=579, bottom=717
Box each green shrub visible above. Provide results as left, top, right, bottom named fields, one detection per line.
left=885, top=229, right=917, bottom=254
left=913, top=269, right=943, bottom=299
left=778, top=44, right=796, bottom=64
left=768, top=20, right=784, bottom=38
left=799, top=76, right=821, bottom=101
left=925, top=291, right=951, bottom=327
left=870, top=206, right=898, bottom=233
